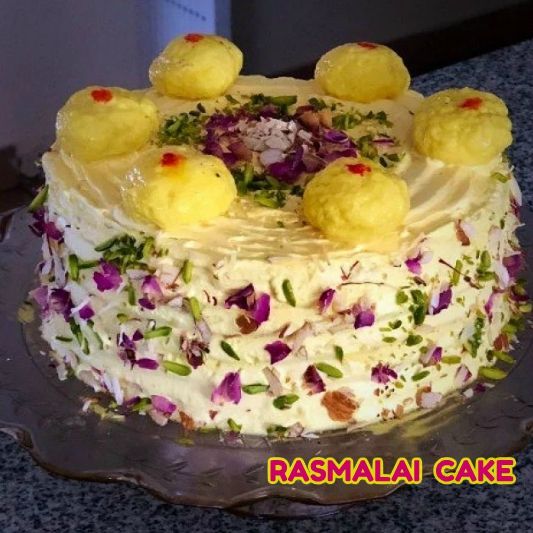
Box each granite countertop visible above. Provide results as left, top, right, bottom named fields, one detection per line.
left=2, top=39, right=533, bottom=533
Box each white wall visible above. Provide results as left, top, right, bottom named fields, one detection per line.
left=0, top=0, right=219, bottom=171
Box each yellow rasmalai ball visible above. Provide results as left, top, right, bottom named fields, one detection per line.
left=315, top=42, right=410, bottom=103
left=122, top=148, right=237, bottom=230
left=149, top=33, right=243, bottom=99
left=302, top=157, right=410, bottom=244
left=413, top=88, right=512, bottom=165
left=56, top=87, right=158, bottom=161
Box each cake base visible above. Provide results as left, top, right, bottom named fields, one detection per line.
left=1, top=208, right=532, bottom=515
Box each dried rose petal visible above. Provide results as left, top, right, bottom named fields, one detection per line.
left=318, top=288, right=336, bottom=313
left=181, top=337, right=206, bottom=368
left=225, top=283, right=255, bottom=310
left=211, top=372, right=242, bottom=405
left=44, top=221, right=63, bottom=241
left=503, top=253, right=523, bottom=280
left=252, top=293, right=270, bottom=324
left=484, top=290, right=501, bottom=321
left=371, top=362, right=397, bottom=385
left=136, top=358, right=159, bottom=370
left=429, top=286, right=452, bottom=315
left=30, top=285, right=49, bottom=311
left=138, top=297, right=156, bottom=310
left=142, top=275, right=162, bottom=296
left=420, top=345, right=442, bottom=366
left=93, top=261, right=122, bottom=292
left=49, top=288, right=73, bottom=320
left=350, top=300, right=376, bottom=329
left=454, top=364, right=472, bottom=386
left=264, top=340, right=292, bottom=364
left=303, top=365, right=325, bottom=394
left=151, top=395, right=176, bottom=416
left=78, top=303, right=94, bottom=320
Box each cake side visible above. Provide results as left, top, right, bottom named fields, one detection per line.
left=33, top=78, right=525, bottom=435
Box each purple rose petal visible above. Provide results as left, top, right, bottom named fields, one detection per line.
left=29, top=208, right=46, bottom=237
left=264, top=340, right=292, bottom=364
left=405, top=254, right=422, bottom=275
left=78, top=303, right=94, bottom=320
left=405, top=249, right=432, bottom=275
left=318, top=288, right=336, bottom=313
left=211, top=372, right=242, bottom=405
left=136, top=358, right=159, bottom=370
left=142, top=275, right=162, bottom=296
left=30, top=285, right=49, bottom=311
left=138, top=297, right=156, bottom=310
left=429, top=286, right=452, bottom=315
left=44, top=221, right=63, bottom=241
left=93, top=261, right=122, bottom=292
left=484, top=290, right=501, bottom=321
left=454, top=364, right=472, bottom=386
left=303, top=365, right=325, bottom=394
left=503, top=253, right=523, bottom=280
left=353, top=306, right=375, bottom=329
left=151, top=395, right=176, bottom=416
left=181, top=337, right=206, bottom=368
left=49, top=288, right=73, bottom=320
left=371, top=362, right=397, bottom=385
left=323, top=129, right=350, bottom=144
left=267, top=146, right=305, bottom=183
left=251, top=293, right=271, bottom=324
left=225, top=283, right=255, bottom=310
left=420, top=345, right=442, bottom=366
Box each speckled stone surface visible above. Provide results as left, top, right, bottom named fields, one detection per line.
left=2, top=39, right=533, bottom=533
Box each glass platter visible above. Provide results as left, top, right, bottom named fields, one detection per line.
left=0, top=207, right=532, bottom=518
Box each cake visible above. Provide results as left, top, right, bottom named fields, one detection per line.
left=29, top=34, right=527, bottom=436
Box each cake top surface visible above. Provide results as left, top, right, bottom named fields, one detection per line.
left=44, top=35, right=513, bottom=261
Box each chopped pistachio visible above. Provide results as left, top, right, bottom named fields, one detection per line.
left=396, top=290, right=408, bottom=305
left=282, top=279, right=296, bottom=307
left=127, top=283, right=136, bottom=306
left=94, top=236, right=118, bottom=252
left=316, top=362, right=343, bottom=379
left=242, top=383, right=269, bottom=394
left=406, top=334, right=423, bottom=346
left=187, top=296, right=202, bottom=321
left=182, top=259, right=193, bottom=284
left=441, top=356, right=461, bottom=364
left=492, top=172, right=510, bottom=183
left=28, top=185, right=49, bottom=212
left=162, top=360, right=191, bottom=376
left=68, top=254, right=80, bottom=282
left=227, top=418, right=242, bottom=432
left=334, top=345, right=344, bottom=363
left=220, top=340, right=240, bottom=360
left=273, top=394, right=299, bottom=410
left=478, top=366, right=507, bottom=380
left=131, top=397, right=151, bottom=412
left=144, top=326, right=172, bottom=339
left=493, top=351, right=515, bottom=364
left=412, top=370, right=430, bottom=381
